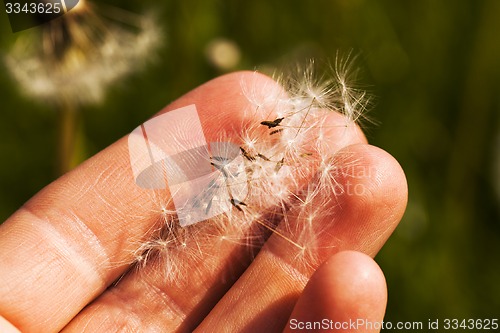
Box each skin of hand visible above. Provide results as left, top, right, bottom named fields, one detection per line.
left=0, top=72, right=407, bottom=333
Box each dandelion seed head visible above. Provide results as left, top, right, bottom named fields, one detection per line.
left=4, top=1, right=162, bottom=106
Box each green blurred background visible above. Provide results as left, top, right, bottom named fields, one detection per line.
left=1, top=0, right=498, bottom=327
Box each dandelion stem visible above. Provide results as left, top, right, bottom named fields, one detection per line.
left=58, top=101, right=81, bottom=174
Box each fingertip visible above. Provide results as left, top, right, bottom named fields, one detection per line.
left=336, top=143, right=408, bottom=207
left=285, top=251, right=387, bottom=333
left=331, top=144, right=408, bottom=256
left=316, top=251, right=387, bottom=318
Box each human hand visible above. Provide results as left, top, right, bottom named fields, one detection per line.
left=0, top=72, right=407, bottom=332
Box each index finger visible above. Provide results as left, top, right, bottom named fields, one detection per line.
left=0, top=71, right=278, bottom=332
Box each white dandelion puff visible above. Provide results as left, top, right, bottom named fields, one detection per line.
left=4, top=0, right=162, bottom=106
left=130, top=57, right=372, bottom=280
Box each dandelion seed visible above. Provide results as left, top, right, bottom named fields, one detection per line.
left=261, top=118, right=285, bottom=129
left=270, top=129, right=283, bottom=135
left=257, top=153, right=271, bottom=161
left=240, top=147, right=256, bottom=161
left=275, top=157, right=285, bottom=173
